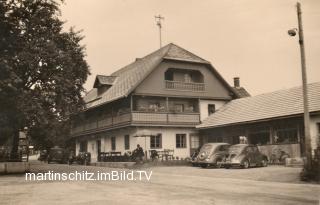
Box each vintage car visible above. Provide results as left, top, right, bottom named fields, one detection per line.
left=223, top=144, right=268, bottom=169
left=47, top=147, right=69, bottom=164
left=196, top=143, right=230, bottom=168
left=38, top=150, right=48, bottom=162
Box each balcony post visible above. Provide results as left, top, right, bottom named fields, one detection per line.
left=130, top=95, right=133, bottom=121
left=111, top=106, right=114, bottom=126
left=130, top=95, right=133, bottom=111
left=166, top=97, right=169, bottom=123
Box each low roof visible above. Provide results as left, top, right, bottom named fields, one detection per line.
left=84, top=43, right=237, bottom=109
left=197, top=82, right=320, bottom=129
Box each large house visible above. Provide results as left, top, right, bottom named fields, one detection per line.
left=70, top=43, right=246, bottom=161
left=197, top=82, right=320, bottom=160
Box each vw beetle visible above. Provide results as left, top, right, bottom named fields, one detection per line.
left=197, top=143, right=230, bottom=168
left=223, top=144, right=268, bottom=169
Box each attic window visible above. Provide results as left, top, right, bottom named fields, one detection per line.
left=93, top=75, right=117, bottom=89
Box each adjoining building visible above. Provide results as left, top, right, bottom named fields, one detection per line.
left=70, top=43, right=245, bottom=162
left=197, top=82, right=320, bottom=160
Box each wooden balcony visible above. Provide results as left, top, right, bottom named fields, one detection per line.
left=71, top=112, right=200, bottom=136
left=165, top=80, right=205, bottom=91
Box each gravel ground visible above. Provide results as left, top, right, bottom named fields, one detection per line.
left=0, top=161, right=319, bottom=205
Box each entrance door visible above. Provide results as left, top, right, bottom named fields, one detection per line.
left=97, top=140, right=101, bottom=162
left=190, top=134, right=200, bottom=156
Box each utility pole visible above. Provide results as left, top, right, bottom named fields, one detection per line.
left=296, top=2, right=312, bottom=170
left=155, top=15, right=164, bottom=48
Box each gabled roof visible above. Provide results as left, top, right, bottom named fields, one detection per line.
left=197, top=82, right=320, bottom=129
left=84, top=43, right=237, bottom=109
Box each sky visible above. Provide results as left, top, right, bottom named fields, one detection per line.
left=60, top=0, right=320, bottom=96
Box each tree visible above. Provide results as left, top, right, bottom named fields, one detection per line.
left=0, top=0, right=90, bottom=159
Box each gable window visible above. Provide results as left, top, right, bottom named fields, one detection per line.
left=176, top=134, right=187, bottom=148
left=150, top=134, right=162, bottom=149
left=124, top=135, right=130, bottom=150
left=111, top=136, right=116, bottom=151
left=208, top=104, right=215, bottom=115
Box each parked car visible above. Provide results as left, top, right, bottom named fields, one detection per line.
left=223, top=144, right=268, bottom=169
left=48, top=147, right=69, bottom=164
left=38, top=150, right=48, bottom=162
left=197, top=143, right=230, bottom=168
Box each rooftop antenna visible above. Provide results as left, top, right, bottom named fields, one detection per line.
left=155, top=15, right=164, bottom=48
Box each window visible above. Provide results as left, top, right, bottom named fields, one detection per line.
left=245, top=147, right=254, bottom=153
left=252, top=146, right=259, bottom=153
left=249, top=131, right=270, bottom=145
left=150, top=134, right=162, bottom=149
left=218, top=145, right=228, bottom=151
left=79, top=141, right=87, bottom=152
left=124, top=135, right=130, bottom=150
left=184, top=73, right=191, bottom=83
left=208, top=104, right=216, bottom=115
left=176, top=134, right=187, bottom=148
left=232, top=136, right=240, bottom=144
left=317, top=123, right=320, bottom=143
left=190, top=134, right=199, bottom=149
left=174, top=104, right=184, bottom=112
left=275, top=128, right=298, bottom=144
left=208, top=136, right=223, bottom=143
left=111, top=136, right=116, bottom=151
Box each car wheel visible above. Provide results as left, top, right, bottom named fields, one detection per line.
left=200, top=164, right=208, bottom=168
left=242, top=160, right=250, bottom=169
left=261, top=159, right=268, bottom=167
left=216, top=159, right=222, bottom=168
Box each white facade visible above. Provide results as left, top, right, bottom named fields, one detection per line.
left=199, top=100, right=226, bottom=121
left=76, top=127, right=199, bottom=162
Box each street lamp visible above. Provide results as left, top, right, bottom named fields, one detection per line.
left=288, top=2, right=312, bottom=171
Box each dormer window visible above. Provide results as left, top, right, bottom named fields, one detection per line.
left=93, top=75, right=117, bottom=96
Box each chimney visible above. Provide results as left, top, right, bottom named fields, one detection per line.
left=233, top=77, right=240, bottom=88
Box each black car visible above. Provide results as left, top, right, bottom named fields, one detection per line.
left=223, top=144, right=268, bottom=169
left=48, top=147, right=69, bottom=164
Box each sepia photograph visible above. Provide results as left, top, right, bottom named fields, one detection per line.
left=0, top=0, right=320, bottom=204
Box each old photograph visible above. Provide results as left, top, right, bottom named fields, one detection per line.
left=0, top=0, right=320, bottom=204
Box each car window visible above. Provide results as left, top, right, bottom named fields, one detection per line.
left=252, top=146, right=259, bottom=153
left=218, top=145, right=227, bottom=151
left=245, top=147, right=253, bottom=153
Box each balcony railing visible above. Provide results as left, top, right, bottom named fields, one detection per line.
left=165, top=80, right=205, bottom=91
left=71, top=112, right=200, bottom=136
